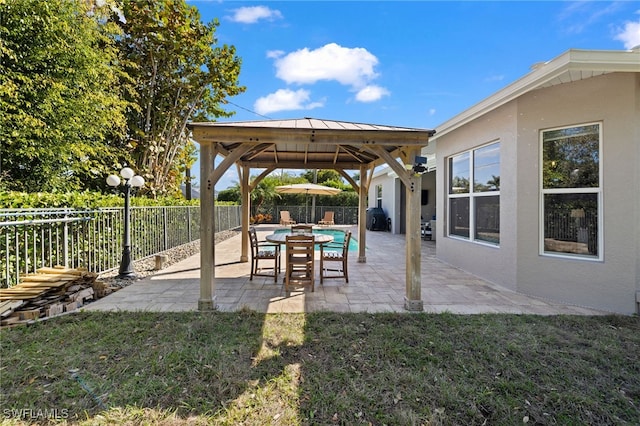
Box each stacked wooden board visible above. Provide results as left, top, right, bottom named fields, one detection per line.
left=0, top=266, right=113, bottom=327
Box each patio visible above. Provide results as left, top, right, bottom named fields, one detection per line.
left=86, top=225, right=608, bottom=315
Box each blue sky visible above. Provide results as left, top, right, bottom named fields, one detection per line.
left=186, top=1, right=640, bottom=190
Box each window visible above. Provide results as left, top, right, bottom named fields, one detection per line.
left=541, top=123, right=601, bottom=259
left=447, top=142, right=500, bottom=244
left=376, top=184, right=382, bottom=208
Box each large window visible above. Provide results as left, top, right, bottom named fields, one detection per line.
left=447, top=142, right=500, bottom=244
left=540, top=123, right=601, bottom=259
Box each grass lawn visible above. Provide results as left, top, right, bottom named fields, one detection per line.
left=1, top=311, right=638, bottom=425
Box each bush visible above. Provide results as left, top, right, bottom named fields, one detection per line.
left=0, top=191, right=199, bottom=209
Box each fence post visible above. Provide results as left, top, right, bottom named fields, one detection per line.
left=62, top=212, right=70, bottom=267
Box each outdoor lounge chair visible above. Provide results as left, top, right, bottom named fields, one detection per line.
left=249, top=227, right=280, bottom=282
left=279, top=210, right=296, bottom=225
left=285, top=234, right=315, bottom=293
left=320, top=230, right=351, bottom=284
left=318, top=211, right=335, bottom=226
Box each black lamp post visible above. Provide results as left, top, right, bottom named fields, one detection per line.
left=107, top=167, right=145, bottom=279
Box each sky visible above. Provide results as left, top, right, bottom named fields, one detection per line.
left=186, top=0, right=640, bottom=190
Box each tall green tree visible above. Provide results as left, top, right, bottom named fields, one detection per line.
left=0, top=0, right=131, bottom=192
left=117, top=0, right=245, bottom=197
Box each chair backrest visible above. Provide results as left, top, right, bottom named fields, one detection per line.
left=291, top=224, right=313, bottom=234
left=342, top=231, right=352, bottom=254
left=280, top=211, right=292, bottom=221
left=285, top=234, right=315, bottom=261
left=322, top=211, right=334, bottom=222
left=248, top=227, right=259, bottom=256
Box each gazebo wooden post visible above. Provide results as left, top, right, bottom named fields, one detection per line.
left=240, top=165, right=250, bottom=262
left=198, top=142, right=216, bottom=310
left=357, top=165, right=369, bottom=263
left=404, top=147, right=423, bottom=311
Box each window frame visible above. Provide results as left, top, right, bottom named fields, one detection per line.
left=446, top=140, right=501, bottom=246
left=538, top=122, right=603, bottom=261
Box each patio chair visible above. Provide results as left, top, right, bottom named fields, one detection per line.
left=320, top=230, right=351, bottom=284
left=318, top=211, right=335, bottom=226
left=291, top=224, right=313, bottom=234
left=279, top=210, right=296, bottom=225
left=285, top=234, right=315, bottom=293
left=249, top=227, right=280, bottom=282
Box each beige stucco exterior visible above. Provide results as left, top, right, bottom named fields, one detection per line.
left=435, top=71, right=640, bottom=314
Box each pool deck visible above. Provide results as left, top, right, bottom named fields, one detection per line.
left=86, top=225, right=610, bottom=315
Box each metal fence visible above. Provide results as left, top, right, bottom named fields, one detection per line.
left=0, top=206, right=242, bottom=288
left=267, top=206, right=359, bottom=225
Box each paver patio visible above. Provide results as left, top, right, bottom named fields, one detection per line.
left=86, top=225, right=609, bottom=315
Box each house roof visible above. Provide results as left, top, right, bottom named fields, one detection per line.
left=188, top=117, right=435, bottom=170
left=431, top=48, right=640, bottom=140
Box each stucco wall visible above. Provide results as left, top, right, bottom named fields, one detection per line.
left=436, top=72, right=639, bottom=314
left=515, top=72, right=639, bottom=314
left=436, top=102, right=519, bottom=291
left=368, top=171, right=396, bottom=231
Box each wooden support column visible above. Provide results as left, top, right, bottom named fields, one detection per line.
left=357, top=165, right=369, bottom=263
left=240, top=165, right=250, bottom=262
left=404, top=148, right=423, bottom=311
left=198, top=142, right=216, bottom=311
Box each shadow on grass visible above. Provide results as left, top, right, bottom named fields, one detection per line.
left=1, top=311, right=639, bottom=425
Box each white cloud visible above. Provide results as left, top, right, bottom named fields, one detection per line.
left=428, top=108, right=436, bottom=116
left=485, top=74, right=505, bottom=82
left=355, top=85, right=390, bottom=102
left=614, top=13, right=640, bottom=49
left=228, top=6, right=282, bottom=24
left=266, top=50, right=285, bottom=59
left=273, top=43, right=383, bottom=90
left=254, top=89, right=324, bottom=115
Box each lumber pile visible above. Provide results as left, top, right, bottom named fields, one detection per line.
left=0, top=266, right=113, bottom=327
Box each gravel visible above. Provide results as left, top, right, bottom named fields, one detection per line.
left=98, top=229, right=240, bottom=289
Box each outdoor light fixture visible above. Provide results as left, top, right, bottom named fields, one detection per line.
left=107, top=167, right=145, bottom=279
left=408, top=155, right=428, bottom=175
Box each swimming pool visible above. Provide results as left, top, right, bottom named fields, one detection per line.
left=274, top=228, right=359, bottom=252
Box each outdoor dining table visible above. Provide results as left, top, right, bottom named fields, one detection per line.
left=264, top=232, right=334, bottom=245
left=265, top=232, right=334, bottom=284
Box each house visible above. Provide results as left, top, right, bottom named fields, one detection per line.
left=370, top=48, right=640, bottom=314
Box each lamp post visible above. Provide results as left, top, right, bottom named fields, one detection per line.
left=107, top=167, right=145, bottom=279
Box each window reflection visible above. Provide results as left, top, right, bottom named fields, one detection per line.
left=474, top=143, right=500, bottom=192
left=449, top=152, right=470, bottom=194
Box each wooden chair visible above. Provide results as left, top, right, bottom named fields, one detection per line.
left=279, top=210, right=296, bottom=225
left=291, top=224, right=313, bottom=234
left=318, top=211, right=335, bottom=225
left=285, top=234, right=315, bottom=293
left=248, top=227, right=280, bottom=282
left=320, top=231, right=351, bottom=284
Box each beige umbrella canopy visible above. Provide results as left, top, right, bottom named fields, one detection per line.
left=275, top=183, right=341, bottom=196
left=275, top=183, right=341, bottom=223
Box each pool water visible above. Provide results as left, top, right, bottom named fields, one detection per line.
left=275, top=228, right=359, bottom=252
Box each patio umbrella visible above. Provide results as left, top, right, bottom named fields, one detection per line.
left=275, top=183, right=341, bottom=223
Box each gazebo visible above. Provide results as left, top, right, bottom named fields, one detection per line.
left=188, top=118, right=435, bottom=311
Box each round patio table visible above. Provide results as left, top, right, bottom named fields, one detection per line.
left=265, top=232, right=333, bottom=245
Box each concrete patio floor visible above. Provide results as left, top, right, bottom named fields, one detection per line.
left=86, top=225, right=609, bottom=315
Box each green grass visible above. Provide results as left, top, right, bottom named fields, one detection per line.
left=1, top=311, right=638, bottom=425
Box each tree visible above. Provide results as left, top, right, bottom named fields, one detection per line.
left=117, top=0, right=245, bottom=196
left=0, top=0, right=131, bottom=192
left=300, top=169, right=354, bottom=191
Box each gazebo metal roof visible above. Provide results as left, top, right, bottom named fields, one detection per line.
left=188, top=117, right=435, bottom=170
